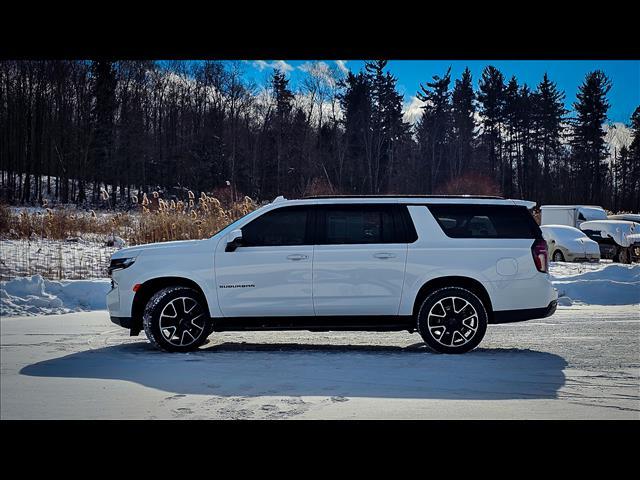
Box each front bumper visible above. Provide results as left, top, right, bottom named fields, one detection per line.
left=491, top=300, right=558, bottom=324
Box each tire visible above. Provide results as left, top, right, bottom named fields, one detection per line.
left=552, top=250, right=565, bottom=262
left=417, top=287, right=488, bottom=354
left=619, top=247, right=631, bottom=264
left=143, top=286, right=211, bottom=352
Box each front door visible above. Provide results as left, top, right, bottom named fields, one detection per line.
left=214, top=206, right=314, bottom=317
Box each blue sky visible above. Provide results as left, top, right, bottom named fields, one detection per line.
left=239, top=60, right=640, bottom=124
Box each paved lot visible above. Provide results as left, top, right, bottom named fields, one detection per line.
left=1, top=305, right=638, bottom=419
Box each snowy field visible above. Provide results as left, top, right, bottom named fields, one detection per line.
left=1, top=261, right=638, bottom=419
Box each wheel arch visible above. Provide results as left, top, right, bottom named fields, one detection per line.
left=132, top=277, right=211, bottom=325
left=411, top=276, right=494, bottom=322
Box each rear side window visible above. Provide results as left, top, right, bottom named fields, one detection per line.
left=319, top=205, right=415, bottom=244
left=427, top=204, right=541, bottom=239
left=242, top=206, right=309, bottom=246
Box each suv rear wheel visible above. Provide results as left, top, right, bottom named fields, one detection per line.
left=143, top=286, right=211, bottom=352
left=417, top=287, right=488, bottom=354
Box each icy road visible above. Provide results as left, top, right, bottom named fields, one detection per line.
left=1, top=305, right=638, bottom=420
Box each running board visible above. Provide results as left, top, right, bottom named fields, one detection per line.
left=211, top=315, right=416, bottom=332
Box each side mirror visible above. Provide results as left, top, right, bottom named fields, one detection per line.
left=225, top=229, right=243, bottom=252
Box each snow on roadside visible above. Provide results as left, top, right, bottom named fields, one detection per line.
left=1, top=275, right=110, bottom=317
left=549, top=262, right=640, bottom=306
left=1, top=261, right=637, bottom=319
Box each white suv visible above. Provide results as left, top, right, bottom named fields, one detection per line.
left=107, top=196, right=557, bottom=354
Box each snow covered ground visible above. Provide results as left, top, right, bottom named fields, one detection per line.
left=1, top=306, right=638, bottom=419
left=0, top=260, right=638, bottom=419
left=0, top=238, right=118, bottom=281
left=550, top=261, right=640, bottom=305
left=0, top=275, right=110, bottom=317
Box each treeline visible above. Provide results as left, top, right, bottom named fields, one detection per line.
left=1, top=60, right=638, bottom=211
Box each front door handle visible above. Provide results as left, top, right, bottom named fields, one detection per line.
left=287, top=254, right=308, bottom=261
left=374, top=252, right=396, bottom=259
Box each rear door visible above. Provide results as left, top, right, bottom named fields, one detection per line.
left=312, top=204, right=413, bottom=316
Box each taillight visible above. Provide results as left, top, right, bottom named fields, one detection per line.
left=532, top=239, right=548, bottom=273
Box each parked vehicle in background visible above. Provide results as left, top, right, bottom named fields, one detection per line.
left=107, top=195, right=557, bottom=354
left=540, top=225, right=600, bottom=263
left=579, top=220, right=639, bottom=264
left=540, top=205, right=608, bottom=229
left=608, top=213, right=640, bottom=223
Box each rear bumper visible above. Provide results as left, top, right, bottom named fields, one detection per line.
left=491, top=300, right=557, bottom=324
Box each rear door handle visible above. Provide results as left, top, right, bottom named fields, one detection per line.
left=287, top=254, right=308, bottom=261
left=373, top=252, right=396, bottom=259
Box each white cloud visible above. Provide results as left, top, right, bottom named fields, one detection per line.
left=335, top=60, right=349, bottom=74
left=297, top=61, right=339, bottom=87
left=252, top=60, right=294, bottom=73
left=403, top=96, right=424, bottom=124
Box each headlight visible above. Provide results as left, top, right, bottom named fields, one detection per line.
left=108, top=257, right=136, bottom=276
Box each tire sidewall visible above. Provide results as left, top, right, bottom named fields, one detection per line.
left=553, top=250, right=564, bottom=262
left=143, top=286, right=210, bottom=352
left=417, top=287, right=488, bottom=354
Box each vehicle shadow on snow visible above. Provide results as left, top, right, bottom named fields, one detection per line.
left=21, top=340, right=568, bottom=400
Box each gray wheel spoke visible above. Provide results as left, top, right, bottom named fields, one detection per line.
left=159, top=297, right=205, bottom=347
left=427, top=295, right=479, bottom=348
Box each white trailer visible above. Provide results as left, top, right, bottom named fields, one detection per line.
left=540, top=205, right=607, bottom=228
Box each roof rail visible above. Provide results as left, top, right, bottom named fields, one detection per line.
left=303, top=194, right=505, bottom=200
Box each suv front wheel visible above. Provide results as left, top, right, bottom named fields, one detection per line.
left=417, top=287, right=488, bottom=354
left=143, top=286, right=211, bottom=352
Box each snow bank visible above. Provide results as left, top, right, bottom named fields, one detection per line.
left=550, top=262, right=640, bottom=306
left=1, top=275, right=110, bottom=317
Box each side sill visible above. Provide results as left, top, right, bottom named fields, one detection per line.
left=211, top=315, right=416, bottom=332
left=491, top=300, right=557, bottom=324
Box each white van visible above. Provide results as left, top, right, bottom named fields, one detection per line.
left=540, top=205, right=608, bottom=229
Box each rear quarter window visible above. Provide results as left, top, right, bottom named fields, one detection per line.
left=427, top=204, right=542, bottom=239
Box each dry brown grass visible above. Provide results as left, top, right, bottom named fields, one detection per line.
left=0, top=194, right=258, bottom=246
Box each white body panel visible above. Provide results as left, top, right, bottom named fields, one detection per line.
left=213, top=241, right=314, bottom=317
left=107, top=196, right=557, bottom=324
left=312, top=243, right=408, bottom=315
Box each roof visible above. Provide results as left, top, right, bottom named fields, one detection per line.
left=304, top=195, right=504, bottom=200
left=271, top=195, right=535, bottom=207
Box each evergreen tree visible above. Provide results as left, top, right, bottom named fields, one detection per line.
left=88, top=60, right=117, bottom=205
left=337, top=71, right=372, bottom=193
left=415, top=67, right=452, bottom=193
left=450, top=67, right=476, bottom=177
left=476, top=66, right=506, bottom=186
left=570, top=70, right=612, bottom=205
left=534, top=73, right=567, bottom=203
left=624, top=105, right=640, bottom=210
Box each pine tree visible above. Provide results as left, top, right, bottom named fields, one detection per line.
left=534, top=73, right=567, bottom=203
left=625, top=105, right=640, bottom=210
left=89, top=60, right=117, bottom=205
left=451, top=67, right=475, bottom=178
left=416, top=67, right=452, bottom=193
left=570, top=70, right=612, bottom=205
left=476, top=66, right=506, bottom=186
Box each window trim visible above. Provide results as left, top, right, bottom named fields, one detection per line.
left=316, top=204, right=415, bottom=245
left=240, top=205, right=316, bottom=247
left=425, top=204, right=542, bottom=240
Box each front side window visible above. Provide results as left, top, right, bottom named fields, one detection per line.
left=241, top=207, right=308, bottom=246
